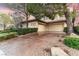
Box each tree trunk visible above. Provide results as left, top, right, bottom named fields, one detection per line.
left=66, top=19, right=73, bottom=35
left=19, top=19, right=23, bottom=28
left=72, top=17, right=75, bottom=32
left=24, top=3, right=28, bottom=28
left=19, top=23, right=22, bottom=28
left=3, top=24, right=6, bottom=30
left=65, top=11, right=73, bottom=35
left=25, top=13, right=28, bottom=28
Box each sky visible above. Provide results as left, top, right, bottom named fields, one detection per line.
left=0, top=3, right=13, bottom=15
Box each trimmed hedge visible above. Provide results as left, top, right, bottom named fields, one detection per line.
left=0, top=28, right=38, bottom=41
left=64, top=37, right=79, bottom=50
left=0, top=28, right=38, bottom=35
left=9, top=28, right=38, bottom=35
left=0, top=32, right=17, bottom=41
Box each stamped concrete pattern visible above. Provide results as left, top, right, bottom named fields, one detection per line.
left=0, top=32, right=79, bottom=56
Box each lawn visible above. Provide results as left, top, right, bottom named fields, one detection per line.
left=0, top=28, right=38, bottom=41
left=64, top=36, right=79, bottom=50
left=0, top=32, right=17, bottom=41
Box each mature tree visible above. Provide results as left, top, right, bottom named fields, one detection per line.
left=11, top=11, right=25, bottom=29
left=27, top=3, right=75, bottom=35
left=2, top=3, right=75, bottom=35
left=27, top=4, right=45, bottom=20
left=64, top=7, right=77, bottom=35
left=6, top=3, right=29, bottom=28
left=70, top=10, right=76, bottom=31
left=0, top=13, right=13, bottom=30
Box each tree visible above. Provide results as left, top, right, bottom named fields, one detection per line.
left=27, top=4, right=45, bottom=20
left=64, top=9, right=73, bottom=35
left=6, top=3, right=29, bottom=28
left=4, top=3, right=75, bottom=35
left=0, top=13, right=13, bottom=30
left=64, top=7, right=77, bottom=35
left=27, top=3, right=74, bottom=35
left=11, top=11, right=25, bottom=29
left=70, top=10, right=76, bottom=31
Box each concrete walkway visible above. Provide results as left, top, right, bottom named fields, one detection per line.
left=0, top=32, right=79, bottom=56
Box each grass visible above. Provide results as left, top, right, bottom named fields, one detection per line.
left=0, top=32, right=17, bottom=41
left=0, top=28, right=38, bottom=41
left=64, top=36, right=79, bottom=50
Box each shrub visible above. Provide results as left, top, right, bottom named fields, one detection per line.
left=74, top=26, right=79, bottom=34
left=64, top=36, right=79, bottom=50
left=0, top=32, right=17, bottom=41
left=64, top=26, right=79, bottom=34
left=64, top=27, right=68, bottom=33
left=0, top=28, right=38, bottom=35
left=0, top=28, right=38, bottom=41
left=10, top=28, right=38, bottom=35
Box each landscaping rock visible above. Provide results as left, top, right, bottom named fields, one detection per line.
left=51, top=47, right=69, bottom=56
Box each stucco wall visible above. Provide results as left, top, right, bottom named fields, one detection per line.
left=47, top=22, right=65, bottom=31
left=38, top=22, right=66, bottom=32
left=38, top=24, right=46, bottom=32
left=28, top=21, right=38, bottom=28
left=22, top=21, right=38, bottom=28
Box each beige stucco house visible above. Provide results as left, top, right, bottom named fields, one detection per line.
left=38, top=19, right=66, bottom=32
left=21, top=15, right=38, bottom=28
left=0, top=6, right=67, bottom=32
left=22, top=14, right=67, bottom=32
left=38, top=15, right=66, bottom=32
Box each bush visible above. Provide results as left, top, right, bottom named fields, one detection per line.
left=0, top=32, right=17, bottom=41
left=0, top=28, right=38, bottom=35
left=10, top=28, right=38, bottom=35
left=64, top=36, right=79, bottom=50
left=0, top=28, right=38, bottom=41
left=74, top=26, right=79, bottom=34
left=64, top=26, right=79, bottom=34
left=64, top=27, right=68, bottom=33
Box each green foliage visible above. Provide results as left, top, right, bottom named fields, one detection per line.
left=6, top=3, right=67, bottom=20
left=64, top=26, right=79, bottom=34
left=64, top=27, right=68, bottom=33
left=11, top=28, right=38, bottom=35
left=0, top=13, right=14, bottom=30
left=44, top=3, right=67, bottom=19
left=27, top=4, right=45, bottom=19
left=74, top=26, right=79, bottom=34
left=0, top=32, right=17, bottom=41
left=0, top=28, right=37, bottom=41
left=70, top=10, right=76, bottom=20
left=0, top=13, right=13, bottom=24
left=64, top=37, right=79, bottom=50
left=27, top=3, right=67, bottom=20
left=0, top=28, right=38, bottom=35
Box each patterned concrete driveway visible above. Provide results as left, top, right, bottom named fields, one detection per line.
left=0, top=32, right=79, bottom=56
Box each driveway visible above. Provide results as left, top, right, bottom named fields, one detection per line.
left=0, top=32, right=79, bottom=56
